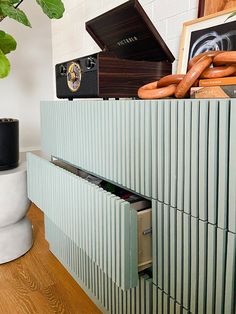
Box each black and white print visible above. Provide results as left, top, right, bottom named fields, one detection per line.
left=188, top=20, right=236, bottom=61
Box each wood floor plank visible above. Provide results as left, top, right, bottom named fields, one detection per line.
left=0, top=204, right=101, bottom=314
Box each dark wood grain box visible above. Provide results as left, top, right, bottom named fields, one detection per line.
left=56, top=0, right=174, bottom=99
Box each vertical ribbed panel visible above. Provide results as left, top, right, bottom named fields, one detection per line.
left=190, top=215, right=198, bottom=314
left=27, top=152, right=138, bottom=290
left=170, top=100, right=178, bottom=207
left=163, top=204, right=170, bottom=294
left=153, top=287, right=191, bottom=314
left=215, top=228, right=227, bottom=314
left=164, top=101, right=171, bottom=204
left=198, top=220, right=207, bottom=313
left=206, top=224, right=217, bottom=314
left=157, top=100, right=164, bottom=203
left=199, top=100, right=209, bottom=221
left=177, top=100, right=185, bottom=211
left=224, top=232, right=236, bottom=314
left=37, top=98, right=236, bottom=313
left=208, top=100, right=219, bottom=226
left=218, top=101, right=229, bottom=230
left=41, top=99, right=235, bottom=229
left=155, top=201, right=164, bottom=289
left=229, top=100, right=236, bottom=233
left=184, top=100, right=192, bottom=214
left=183, top=214, right=190, bottom=310
left=41, top=100, right=153, bottom=200
left=45, top=217, right=153, bottom=314
left=169, top=206, right=177, bottom=300
left=191, top=100, right=200, bottom=218
left=152, top=200, right=235, bottom=314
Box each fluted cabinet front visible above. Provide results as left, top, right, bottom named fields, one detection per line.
left=41, top=99, right=236, bottom=232
left=45, top=217, right=153, bottom=314
left=27, top=153, right=138, bottom=291
left=152, top=201, right=236, bottom=314
left=26, top=99, right=236, bottom=313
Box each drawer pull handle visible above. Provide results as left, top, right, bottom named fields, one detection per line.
left=143, top=228, right=152, bottom=235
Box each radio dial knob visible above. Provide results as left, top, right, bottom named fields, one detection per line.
left=59, top=64, right=67, bottom=76
left=86, top=57, right=95, bottom=69
left=67, top=62, right=81, bottom=92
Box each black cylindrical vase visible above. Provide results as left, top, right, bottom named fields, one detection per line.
left=0, top=119, right=19, bottom=171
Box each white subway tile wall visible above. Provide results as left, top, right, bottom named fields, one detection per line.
left=51, top=0, right=198, bottom=72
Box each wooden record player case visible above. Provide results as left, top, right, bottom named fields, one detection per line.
left=55, top=0, right=174, bottom=99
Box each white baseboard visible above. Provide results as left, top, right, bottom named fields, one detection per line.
left=20, top=147, right=41, bottom=153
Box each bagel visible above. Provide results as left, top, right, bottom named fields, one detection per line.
left=200, top=64, right=236, bottom=79
left=175, top=55, right=213, bottom=98
left=138, top=82, right=177, bottom=99
left=213, top=51, right=236, bottom=66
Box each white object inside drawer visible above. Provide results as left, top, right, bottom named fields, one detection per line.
left=138, top=208, right=152, bottom=271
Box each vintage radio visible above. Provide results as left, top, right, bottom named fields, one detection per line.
left=55, top=0, right=174, bottom=99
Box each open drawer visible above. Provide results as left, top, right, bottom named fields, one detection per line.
left=27, top=152, right=152, bottom=290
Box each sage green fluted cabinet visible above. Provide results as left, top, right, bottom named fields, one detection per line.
left=27, top=152, right=138, bottom=291
left=27, top=99, right=236, bottom=314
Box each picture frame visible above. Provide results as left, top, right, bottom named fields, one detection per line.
left=177, top=7, right=236, bottom=74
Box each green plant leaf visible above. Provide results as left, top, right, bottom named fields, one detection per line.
left=0, top=0, right=20, bottom=4
left=0, top=30, right=16, bottom=54
left=0, top=3, right=31, bottom=27
left=36, top=0, right=65, bottom=19
left=0, top=48, right=10, bottom=78
left=225, top=11, right=236, bottom=21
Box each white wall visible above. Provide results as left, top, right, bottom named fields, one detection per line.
left=51, top=0, right=198, bottom=74
left=0, top=0, right=198, bottom=151
left=0, top=0, right=53, bottom=151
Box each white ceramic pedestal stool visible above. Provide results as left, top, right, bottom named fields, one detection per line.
left=0, top=162, right=33, bottom=264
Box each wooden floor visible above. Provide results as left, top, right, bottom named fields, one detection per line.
left=0, top=204, right=101, bottom=314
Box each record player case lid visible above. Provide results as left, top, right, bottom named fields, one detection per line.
left=86, top=0, right=175, bottom=63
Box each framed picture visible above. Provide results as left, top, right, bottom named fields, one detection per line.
left=198, top=0, right=236, bottom=17
left=177, top=8, right=236, bottom=74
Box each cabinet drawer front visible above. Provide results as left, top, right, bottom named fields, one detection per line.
left=27, top=152, right=138, bottom=290
left=45, top=217, right=153, bottom=314
left=41, top=100, right=153, bottom=199
left=41, top=99, right=236, bottom=231
left=152, top=200, right=236, bottom=313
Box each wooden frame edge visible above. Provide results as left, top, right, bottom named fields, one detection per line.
left=198, top=0, right=205, bottom=18
left=177, top=7, right=236, bottom=74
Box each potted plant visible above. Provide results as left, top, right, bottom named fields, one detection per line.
left=0, top=0, right=65, bottom=78
left=0, top=0, right=64, bottom=170
left=0, top=0, right=65, bottom=171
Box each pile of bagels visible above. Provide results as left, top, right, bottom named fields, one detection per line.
left=138, top=51, right=236, bottom=99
